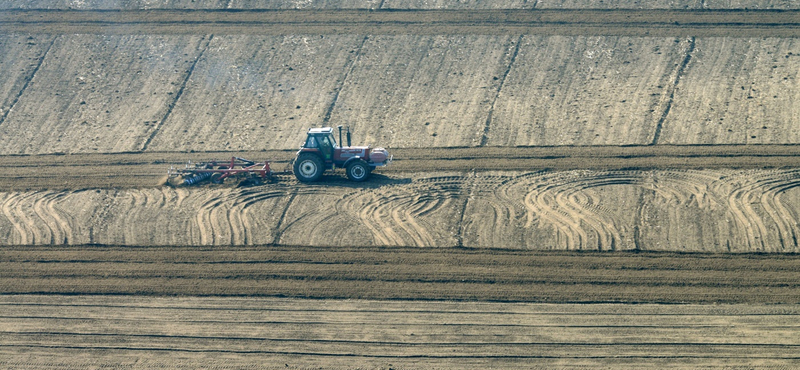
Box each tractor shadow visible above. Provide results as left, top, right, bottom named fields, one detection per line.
left=166, top=173, right=412, bottom=190
left=296, top=173, right=413, bottom=189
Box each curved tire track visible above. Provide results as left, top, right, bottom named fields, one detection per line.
left=2, top=169, right=800, bottom=250
left=31, top=192, right=72, bottom=245
left=336, top=176, right=463, bottom=247
left=467, top=169, right=800, bottom=251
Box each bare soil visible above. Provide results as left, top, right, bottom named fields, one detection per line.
left=1, top=10, right=798, bottom=153
left=2, top=145, right=800, bottom=190
left=3, top=245, right=800, bottom=302
left=2, top=0, right=797, bottom=10
left=3, top=295, right=798, bottom=369
left=2, top=5, right=800, bottom=368
left=3, top=147, right=800, bottom=251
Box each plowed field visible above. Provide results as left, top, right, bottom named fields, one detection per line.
left=2, top=3, right=800, bottom=368
left=3, top=295, right=799, bottom=369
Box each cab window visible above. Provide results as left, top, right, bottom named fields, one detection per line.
left=305, top=136, right=318, bottom=148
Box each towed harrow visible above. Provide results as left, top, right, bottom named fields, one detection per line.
left=167, top=157, right=282, bottom=187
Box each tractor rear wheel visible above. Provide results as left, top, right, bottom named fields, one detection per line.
left=346, top=160, right=370, bottom=182
left=294, top=153, right=324, bottom=182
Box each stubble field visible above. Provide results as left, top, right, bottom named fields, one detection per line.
left=1, top=0, right=800, bottom=368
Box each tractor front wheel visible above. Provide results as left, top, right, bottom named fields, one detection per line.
left=346, top=160, right=370, bottom=182
left=294, top=153, right=324, bottom=182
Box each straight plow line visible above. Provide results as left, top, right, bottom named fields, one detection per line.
left=5, top=332, right=800, bottom=348
left=1, top=9, right=800, bottom=37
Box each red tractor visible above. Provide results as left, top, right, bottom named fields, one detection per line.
left=294, top=126, right=392, bottom=182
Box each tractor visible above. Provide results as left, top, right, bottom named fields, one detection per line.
left=293, top=126, right=392, bottom=182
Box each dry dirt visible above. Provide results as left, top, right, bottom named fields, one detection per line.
left=2, top=3, right=800, bottom=368
left=4, top=245, right=800, bottom=302
left=0, top=10, right=799, bottom=152
left=3, top=147, right=800, bottom=251
left=2, top=0, right=798, bottom=9
left=3, top=295, right=798, bottom=369
left=2, top=246, right=800, bottom=367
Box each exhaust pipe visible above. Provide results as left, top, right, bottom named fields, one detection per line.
left=346, top=126, right=352, bottom=147
left=337, top=125, right=343, bottom=148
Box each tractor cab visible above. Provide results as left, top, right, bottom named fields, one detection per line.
left=302, top=127, right=337, bottom=163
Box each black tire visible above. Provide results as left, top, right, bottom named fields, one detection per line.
left=210, top=173, right=224, bottom=184
left=346, top=160, right=370, bottom=182
left=294, top=153, right=324, bottom=182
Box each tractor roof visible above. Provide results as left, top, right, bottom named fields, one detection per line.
left=307, top=127, right=334, bottom=134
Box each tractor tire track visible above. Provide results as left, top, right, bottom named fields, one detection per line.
left=509, top=171, right=637, bottom=250
left=195, top=191, right=233, bottom=245
left=1, top=192, right=50, bottom=245
left=0, top=193, right=31, bottom=245
left=464, top=173, right=539, bottom=248
left=770, top=172, right=800, bottom=249
left=718, top=171, right=773, bottom=251
left=31, top=192, right=71, bottom=245
left=714, top=170, right=800, bottom=252
left=271, top=188, right=297, bottom=246
left=2, top=168, right=800, bottom=250
left=5, top=145, right=800, bottom=191
left=227, top=188, right=288, bottom=245
left=321, top=35, right=369, bottom=126
left=335, top=177, right=463, bottom=247
left=276, top=185, right=352, bottom=246
left=462, top=169, right=800, bottom=251
left=760, top=173, right=800, bottom=251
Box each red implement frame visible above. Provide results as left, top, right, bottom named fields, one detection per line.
left=168, top=157, right=273, bottom=185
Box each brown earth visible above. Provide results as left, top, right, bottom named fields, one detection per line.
left=3, top=247, right=800, bottom=367
left=2, top=0, right=798, bottom=10
left=4, top=146, right=800, bottom=251
left=3, top=9, right=800, bottom=36
left=3, top=245, right=800, bottom=303
left=3, top=295, right=798, bottom=369
left=2, top=4, right=800, bottom=368
left=2, top=11, right=799, bottom=154
left=2, top=145, right=800, bottom=190
left=3, top=162, right=800, bottom=252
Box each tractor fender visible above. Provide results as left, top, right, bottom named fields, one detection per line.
left=342, top=156, right=367, bottom=168
left=298, top=149, right=334, bottom=170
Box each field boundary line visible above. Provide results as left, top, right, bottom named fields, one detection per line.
left=0, top=36, right=55, bottom=128
left=3, top=10, right=800, bottom=37
left=321, top=35, right=369, bottom=126
left=139, top=35, right=212, bottom=151
left=651, top=36, right=695, bottom=145
left=479, top=35, right=522, bottom=147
